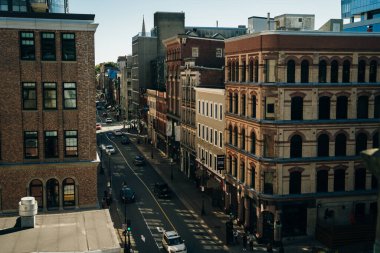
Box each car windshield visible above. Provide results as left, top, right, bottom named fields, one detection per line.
left=168, top=236, right=183, bottom=246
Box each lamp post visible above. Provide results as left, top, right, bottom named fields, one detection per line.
left=170, top=158, right=174, bottom=181
left=201, top=156, right=206, bottom=215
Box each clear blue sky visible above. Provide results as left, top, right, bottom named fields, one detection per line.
left=70, top=0, right=342, bottom=64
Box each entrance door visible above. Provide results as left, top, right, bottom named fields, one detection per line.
left=46, top=179, right=59, bottom=210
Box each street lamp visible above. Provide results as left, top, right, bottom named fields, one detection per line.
left=201, top=156, right=206, bottom=215
left=170, top=158, right=174, bottom=181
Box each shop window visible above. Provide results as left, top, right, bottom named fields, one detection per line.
left=336, top=96, right=348, bottom=119
left=290, top=135, right=302, bottom=158
left=291, top=96, right=303, bottom=120
left=335, top=133, right=347, bottom=156
left=317, top=134, right=329, bottom=157
left=334, top=169, right=345, bottom=191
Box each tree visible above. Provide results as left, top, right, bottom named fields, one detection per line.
left=95, top=61, right=118, bottom=75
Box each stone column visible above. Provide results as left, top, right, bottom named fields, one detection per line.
left=361, top=148, right=380, bottom=253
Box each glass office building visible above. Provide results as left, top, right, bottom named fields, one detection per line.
left=342, top=0, right=380, bottom=31
left=0, top=0, right=68, bottom=13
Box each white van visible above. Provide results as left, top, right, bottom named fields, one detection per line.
left=162, top=230, right=187, bottom=253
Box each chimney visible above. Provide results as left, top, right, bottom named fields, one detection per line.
left=267, top=12, right=271, bottom=30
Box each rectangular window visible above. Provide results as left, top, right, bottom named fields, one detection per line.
left=214, top=130, right=218, bottom=146
left=215, top=103, right=218, bottom=119
left=206, top=127, right=209, bottom=141
left=62, top=33, right=76, bottom=61
left=206, top=102, right=208, bottom=116
left=216, top=48, right=223, bottom=58
left=202, top=101, right=205, bottom=115
left=198, top=123, right=201, bottom=137
left=198, top=100, right=201, bottom=114
left=205, top=151, right=208, bottom=165
left=22, top=82, right=37, bottom=110
left=192, top=47, right=199, bottom=57
left=0, top=0, right=8, bottom=11
left=214, top=155, right=217, bottom=170
left=210, top=128, right=213, bottom=143
left=219, top=104, right=223, bottom=120
left=219, top=131, right=223, bottom=148
left=210, top=102, right=213, bottom=118
left=20, top=32, right=35, bottom=60
left=13, top=0, right=27, bottom=12
left=24, top=131, right=38, bottom=159
left=202, top=125, right=204, bottom=139
left=65, top=130, right=78, bottom=157
left=41, top=32, right=56, bottom=61
left=43, top=83, right=57, bottom=109
left=63, top=82, right=77, bottom=109
left=209, top=153, right=212, bottom=167
left=45, top=131, right=58, bottom=158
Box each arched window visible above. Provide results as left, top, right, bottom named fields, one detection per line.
left=287, top=60, right=295, bottom=83
left=251, top=166, right=256, bottom=189
left=240, top=161, right=245, bottom=183
left=228, top=62, right=232, bottom=81
left=335, top=133, right=347, bottom=156
left=291, top=96, right=303, bottom=120
left=369, top=60, right=378, bottom=83
left=331, top=60, right=339, bottom=83
left=63, top=178, right=75, bottom=208
left=242, top=61, right=246, bottom=82
left=228, top=125, right=233, bottom=144
left=358, top=60, right=366, bottom=83
left=241, top=128, right=246, bottom=150
left=317, top=134, right=329, bottom=157
left=336, top=96, right=348, bottom=119
left=234, top=126, right=238, bottom=146
left=316, top=170, right=328, bottom=192
left=301, top=60, right=309, bottom=83
left=374, top=95, right=380, bottom=118
left=357, top=95, right=369, bottom=119
left=251, top=95, right=257, bottom=118
left=289, top=171, right=302, bottom=194
left=233, top=157, right=238, bottom=177
left=251, top=132, right=256, bottom=154
left=29, top=179, right=43, bottom=208
left=356, top=133, right=367, bottom=155
left=355, top=168, right=366, bottom=190
left=46, top=178, right=59, bottom=210
left=231, top=62, right=236, bottom=81
left=319, top=96, right=330, bottom=119
left=254, top=59, right=259, bottom=82
left=342, top=60, right=351, bottom=83
left=241, top=94, right=246, bottom=116
left=234, top=93, right=238, bottom=114
left=228, top=155, right=232, bottom=174
left=229, top=92, right=233, bottom=113
left=334, top=169, right=345, bottom=192
left=318, top=60, right=327, bottom=83
left=373, top=132, right=379, bottom=148
left=290, top=135, right=302, bottom=158
left=249, top=60, right=254, bottom=82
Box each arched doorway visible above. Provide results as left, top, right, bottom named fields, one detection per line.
left=63, top=178, right=75, bottom=208
left=46, top=178, right=59, bottom=210
left=29, top=179, right=43, bottom=209
left=262, top=211, right=274, bottom=242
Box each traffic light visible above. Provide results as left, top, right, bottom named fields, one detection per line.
left=127, top=219, right=131, bottom=231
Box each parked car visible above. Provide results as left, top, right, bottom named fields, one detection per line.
left=121, top=137, right=130, bottom=145
left=96, top=123, right=102, bottom=130
left=154, top=182, right=171, bottom=199
left=106, top=118, right=113, bottom=124
left=162, top=230, right=187, bottom=253
left=105, top=145, right=116, bottom=154
left=120, top=185, right=135, bottom=203
left=133, top=155, right=145, bottom=166
left=102, top=112, right=108, bottom=117
left=113, top=130, right=123, bottom=136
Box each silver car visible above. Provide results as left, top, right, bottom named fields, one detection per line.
left=105, top=145, right=116, bottom=154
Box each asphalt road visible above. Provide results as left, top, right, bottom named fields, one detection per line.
left=96, top=122, right=227, bottom=253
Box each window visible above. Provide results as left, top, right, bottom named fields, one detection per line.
left=317, top=134, right=329, bottom=157
left=210, top=102, right=213, bottom=118
left=289, top=171, right=301, bottom=194
left=240, top=161, right=245, bottom=183
left=234, top=127, right=238, bottom=146
left=335, top=133, right=347, bottom=156
left=251, top=132, right=256, bottom=154
left=214, top=103, right=218, bottom=119
left=251, top=166, right=255, bottom=189
left=202, top=101, right=205, bottom=115
left=22, top=83, right=37, bottom=110
left=210, top=128, right=213, bottom=143
left=43, top=83, right=57, bottom=109
left=241, top=128, right=245, bottom=150
left=336, top=96, right=348, bottom=119
left=334, top=169, right=345, bottom=192
left=251, top=95, right=257, bottom=118
left=357, top=95, right=369, bottom=119
left=198, top=100, right=201, bottom=113
left=65, top=130, right=78, bottom=157
left=265, top=59, right=276, bottom=82
left=342, top=60, right=350, bottom=82
left=241, top=94, right=246, bottom=116
left=192, top=47, right=199, bottom=57
left=356, top=133, right=367, bottom=155
left=264, top=172, right=273, bottom=194
left=229, top=92, right=233, bottom=113
left=301, top=60, right=309, bottom=83
left=205, top=101, right=208, bottom=116
left=219, top=132, right=223, bottom=148
left=13, top=0, right=27, bottom=11
left=206, top=127, right=209, bottom=141
left=63, top=83, right=77, bottom=109
left=216, top=48, right=223, bottom=58
left=209, top=153, right=212, bottom=167
left=234, top=93, right=238, bottom=114
left=219, top=104, right=223, bottom=120
left=233, top=157, right=237, bottom=177
left=45, top=131, right=58, bottom=158
left=249, top=59, right=254, bottom=82
left=318, top=96, right=330, bottom=120
left=254, top=59, right=259, bottom=82
left=318, top=60, right=327, bottom=83
left=62, top=33, right=76, bottom=61
left=357, top=60, right=366, bottom=83
left=287, top=60, right=295, bottom=83
left=198, top=123, right=201, bottom=137
left=355, top=168, right=366, bottom=190
left=290, top=135, right=302, bottom=158
left=373, top=132, right=379, bottom=148
left=41, top=32, right=56, bottom=61
left=374, top=96, right=380, bottom=118
left=29, top=179, right=43, bottom=208
left=369, top=60, right=377, bottom=83
left=0, top=0, right=8, bottom=11
left=267, top=103, right=274, bottom=114
left=229, top=125, right=232, bottom=144
left=316, top=170, right=328, bottom=192
left=291, top=96, right=303, bottom=120
left=20, top=32, right=35, bottom=60
left=242, top=61, right=246, bottom=82
left=63, top=178, right=75, bottom=207
left=214, top=129, right=218, bottom=146
left=24, top=131, right=38, bottom=159
left=330, top=60, right=339, bottom=83
left=202, top=125, right=205, bottom=139
left=231, top=62, right=236, bottom=81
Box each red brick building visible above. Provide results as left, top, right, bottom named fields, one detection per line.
left=0, top=11, right=98, bottom=212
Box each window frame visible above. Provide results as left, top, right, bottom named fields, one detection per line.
left=43, top=82, right=57, bottom=110
left=44, top=130, right=58, bottom=158
left=41, top=32, right=56, bottom=61
left=61, top=33, right=76, bottom=61
left=24, top=131, right=38, bottom=159
left=22, top=82, right=37, bottom=110
left=63, top=82, right=77, bottom=109
left=64, top=130, right=78, bottom=157
left=20, top=31, right=35, bottom=60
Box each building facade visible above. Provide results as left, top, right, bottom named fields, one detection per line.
left=224, top=31, right=380, bottom=245
left=0, top=11, right=98, bottom=212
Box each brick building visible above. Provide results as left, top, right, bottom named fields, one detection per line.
left=0, top=11, right=98, bottom=212
left=224, top=31, right=380, bottom=245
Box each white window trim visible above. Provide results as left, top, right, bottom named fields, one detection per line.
left=219, top=103, right=223, bottom=121
left=214, top=103, right=218, bottom=120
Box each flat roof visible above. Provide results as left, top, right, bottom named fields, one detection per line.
left=0, top=210, right=120, bottom=253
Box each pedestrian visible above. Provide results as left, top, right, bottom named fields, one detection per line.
left=266, top=243, right=273, bottom=253
left=242, top=232, right=247, bottom=251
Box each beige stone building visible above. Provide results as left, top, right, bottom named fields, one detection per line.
left=195, top=87, right=225, bottom=208
left=224, top=31, right=379, bottom=246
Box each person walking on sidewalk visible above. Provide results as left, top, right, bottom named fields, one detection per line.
left=242, top=232, right=247, bottom=251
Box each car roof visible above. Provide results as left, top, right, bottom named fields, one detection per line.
left=106, top=145, right=113, bottom=148
left=164, top=231, right=179, bottom=238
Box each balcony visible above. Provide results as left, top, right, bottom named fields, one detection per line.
left=30, top=0, right=48, bottom=13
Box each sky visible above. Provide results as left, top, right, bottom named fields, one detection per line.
left=70, top=0, right=342, bottom=64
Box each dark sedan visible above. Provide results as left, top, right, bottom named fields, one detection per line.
left=133, top=155, right=145, bottom=166
left=120, top=186, right=135, bottom=203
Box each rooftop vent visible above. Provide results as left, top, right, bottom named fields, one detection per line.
left=19, top=197, right=38, bottom=228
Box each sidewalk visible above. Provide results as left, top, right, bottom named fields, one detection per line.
left=129, top=136, right=328, bottom=253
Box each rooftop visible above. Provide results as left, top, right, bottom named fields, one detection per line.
left=0, top=210, right=120, bottom=253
